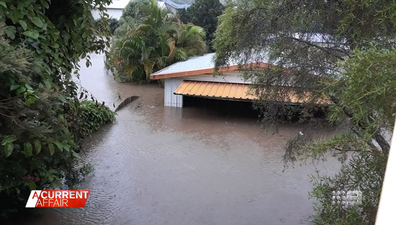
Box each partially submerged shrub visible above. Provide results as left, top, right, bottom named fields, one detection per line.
left=79, top=100, right=116, bottom=137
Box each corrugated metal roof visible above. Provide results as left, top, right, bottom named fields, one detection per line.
left=150, top=53, right=271, bottom=80
left=174, top=81, right=331, bottom=104
left=152, top=53, right=218, bottom=76
left=174, top=81, right=257, bottom=100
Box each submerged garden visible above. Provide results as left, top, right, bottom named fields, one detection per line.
left=1, top=0, right=396, bottom=224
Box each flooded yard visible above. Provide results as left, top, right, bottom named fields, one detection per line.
left=25, top=54, right=339, bottom=225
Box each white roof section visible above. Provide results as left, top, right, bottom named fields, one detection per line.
left=158, top=0, right=191, bottom=9
left=150, top=51, right=271, bottom=79
left=152, top=53, right=223, bottom=76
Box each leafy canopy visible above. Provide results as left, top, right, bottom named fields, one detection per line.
left=106, top=0, right=207, bottom=82
left=179, top=0, right=225, bottom=51
left=214, top=0, right=396, bottom=224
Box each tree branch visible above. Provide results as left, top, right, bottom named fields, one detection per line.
left=290, top=37, right=347, bottom=61
left=330, top=95, right=390, bottom=156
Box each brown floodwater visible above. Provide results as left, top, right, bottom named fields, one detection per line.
left=23, top=54, right=340, bottom=225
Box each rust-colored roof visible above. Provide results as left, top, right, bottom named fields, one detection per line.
left=174, top=81, right=331, bottom=104
left=174, top=81, right=257, bottom=100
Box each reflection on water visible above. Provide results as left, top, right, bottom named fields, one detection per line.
left=24, top=54, right=339, bottom=225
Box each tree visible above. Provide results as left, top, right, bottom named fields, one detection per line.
left=95, top=18, right=120, bottom=35
left=214, top=0, right=396, bottom=224
left=106, top=0, right=206, bottom=82
left=179, top=0, right=224, bottom=51
left=303, top=46, right=395, bottom=225
left=0, top=0, right=113, bottom=220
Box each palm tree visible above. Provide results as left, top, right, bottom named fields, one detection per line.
left=106, top=0, right=207, bottom=82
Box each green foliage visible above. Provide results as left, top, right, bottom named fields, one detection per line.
left=179, top=0, right=225, bottom=51
left=119, top=0, right=153, bottom=25
left=1, top=0, right=112, bottom=80
left=330, top=47, right=396, bottom=131
left=0, top=0, right=112, bottom=219
left=282, top=48, right=395, bottom=224
left=95, top=18, right=120, bottom=35
left=0, top=32, right=76, bottom=217
left=106, top=0, right=207, bottom=82
left=109, top=18, right=120, bottom=35
left=214, top=1, right=396, bottom=224
left=79, top=100, right=116, bottom=137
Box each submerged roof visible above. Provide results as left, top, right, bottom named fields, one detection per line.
left=174, top=80, right=331, bottom=105
left=174, top=81, right=331, bottom=104
left=150, top=53, right=270, bottom=80
left=175, top=81, right=256, bottom=101
left=151, top=53, right=217, bottom=78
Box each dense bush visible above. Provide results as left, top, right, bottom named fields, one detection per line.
left=79, top=100, right=116, bottom=137
left=0, top=0, right=112, bottom=220
left=0, top=26, right=75, bottom=218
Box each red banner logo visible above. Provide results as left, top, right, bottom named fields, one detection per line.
left=25, top=190, right=90, bottom=208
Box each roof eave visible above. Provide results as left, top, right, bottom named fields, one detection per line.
left=150, top=63, right=270, bottom=80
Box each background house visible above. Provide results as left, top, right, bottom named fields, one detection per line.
left=92, top=0, right=193, bottom=20
left=158, top=0, right=191, bottom=13
left=150, top=53, right=263, bottom=107
left=150, top=52, right=330, bottom=108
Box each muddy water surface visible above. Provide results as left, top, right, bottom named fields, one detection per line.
left=25, top=54, right=339, bottom=225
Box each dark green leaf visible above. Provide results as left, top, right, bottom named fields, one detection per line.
left=25, top=84, right=33, bottom=90
left=48, top=143, right=55, bottom=156
left=54, top=141, right=63, bottom=152
left=50, top=43, right=59, bottom=48
left=18, top=20, right=28, bottom=30
left=2, top=135, right=17, bottom=145
left=8, top=12, right=20, bottom=24
left=10, top=84, right=20, bottom=91
left=22, top=31, right=39, bottom=39
left=62, top=143, right=71, bottom=152
left=34, top=140, right=41, bottom=154
left=16, top=85, right=27, bottom=94
left=4, top=143, right=14, bottom=157
left=24, top=142, right=33, bottom=158
left=41, top=0, right=49, bottom=8
left=24, top=181, right=36, bottom=190
left=29, top=16, right=44, bottom=28
left=0, top=2, right=6, bottom=8
left=5, top=26, right=16, bottom=40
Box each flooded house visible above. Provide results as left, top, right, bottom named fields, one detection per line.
left=149, top=53, right=263, bottom=107
left=150, top=52, right=329, bottom=108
